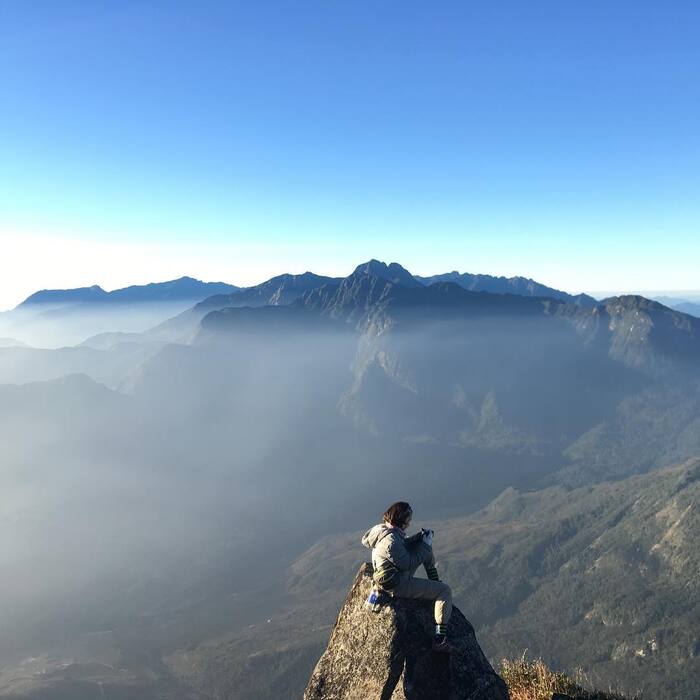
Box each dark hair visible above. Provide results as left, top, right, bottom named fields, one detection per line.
left=383, top=501, right=412, bottom=528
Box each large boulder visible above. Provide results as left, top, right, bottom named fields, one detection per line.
left=304, top=563, right=510, bottom=700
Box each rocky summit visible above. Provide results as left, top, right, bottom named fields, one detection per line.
left=304, top=563, right=509, bottom=700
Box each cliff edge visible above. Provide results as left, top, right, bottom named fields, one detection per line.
left=304, top=563, right=510, bottom=700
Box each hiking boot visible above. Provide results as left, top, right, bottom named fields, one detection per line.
left=431, top=636, right=456, bottom=654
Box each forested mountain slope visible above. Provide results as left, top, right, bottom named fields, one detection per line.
left=163, top=458, right=700, bottom=700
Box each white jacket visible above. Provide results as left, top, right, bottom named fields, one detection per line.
left=361, top=523, right=431, bottom=585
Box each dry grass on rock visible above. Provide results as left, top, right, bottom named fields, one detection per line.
left=499, top=654, right=637, bottom=700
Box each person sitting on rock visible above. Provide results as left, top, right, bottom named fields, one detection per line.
left=361, top=501, right=454, bottom=653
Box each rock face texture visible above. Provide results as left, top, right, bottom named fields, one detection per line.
left=304, top=563, right=510, bottom=700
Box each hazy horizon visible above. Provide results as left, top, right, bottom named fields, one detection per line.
left=3, top=1, right=699, bottom=311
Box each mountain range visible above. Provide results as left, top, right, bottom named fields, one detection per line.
left=415, top=270, right=597, bottom=306
left=6, top=261, right=699, bottom=349
left=17, top=276, right=239, bottom=308
left=0, top=276, right=241, bottom=347
left=11, top=262, right=590, bottom=310
left=0, top=260, right=699, bottom=699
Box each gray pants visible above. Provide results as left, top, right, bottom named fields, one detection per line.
left=393, top=548, right=452, bottom=625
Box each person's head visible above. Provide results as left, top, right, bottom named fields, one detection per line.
left=383, top=501, right=413, bottom=530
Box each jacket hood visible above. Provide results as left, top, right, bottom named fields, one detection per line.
left=361, top=523, right=402, bottom=549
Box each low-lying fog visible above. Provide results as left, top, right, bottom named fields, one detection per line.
left=0, top=300, right=697, bottom=675
left=0, top=301, right=198, bottom=348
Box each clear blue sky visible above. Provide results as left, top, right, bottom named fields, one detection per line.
left=1, top=1, right=699, bottom=308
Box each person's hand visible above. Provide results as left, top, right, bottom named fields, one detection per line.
left=422, top=528, right=434, bottom=547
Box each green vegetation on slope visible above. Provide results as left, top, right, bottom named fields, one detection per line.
left=173, top=457, right=699, bottom=700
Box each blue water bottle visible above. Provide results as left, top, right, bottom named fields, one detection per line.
left=366, top=588, right=381, bottom=612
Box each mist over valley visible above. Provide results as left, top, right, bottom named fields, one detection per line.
left=1, top=261, right=699, bottom=698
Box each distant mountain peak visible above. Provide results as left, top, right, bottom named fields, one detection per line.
left=603, top=294, right=664, bottom=308
left=16, top=278, right=239, bottom=309
left=19, top=285, right=108, bottom=307
left=352, top=259, right=422, bottom=288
